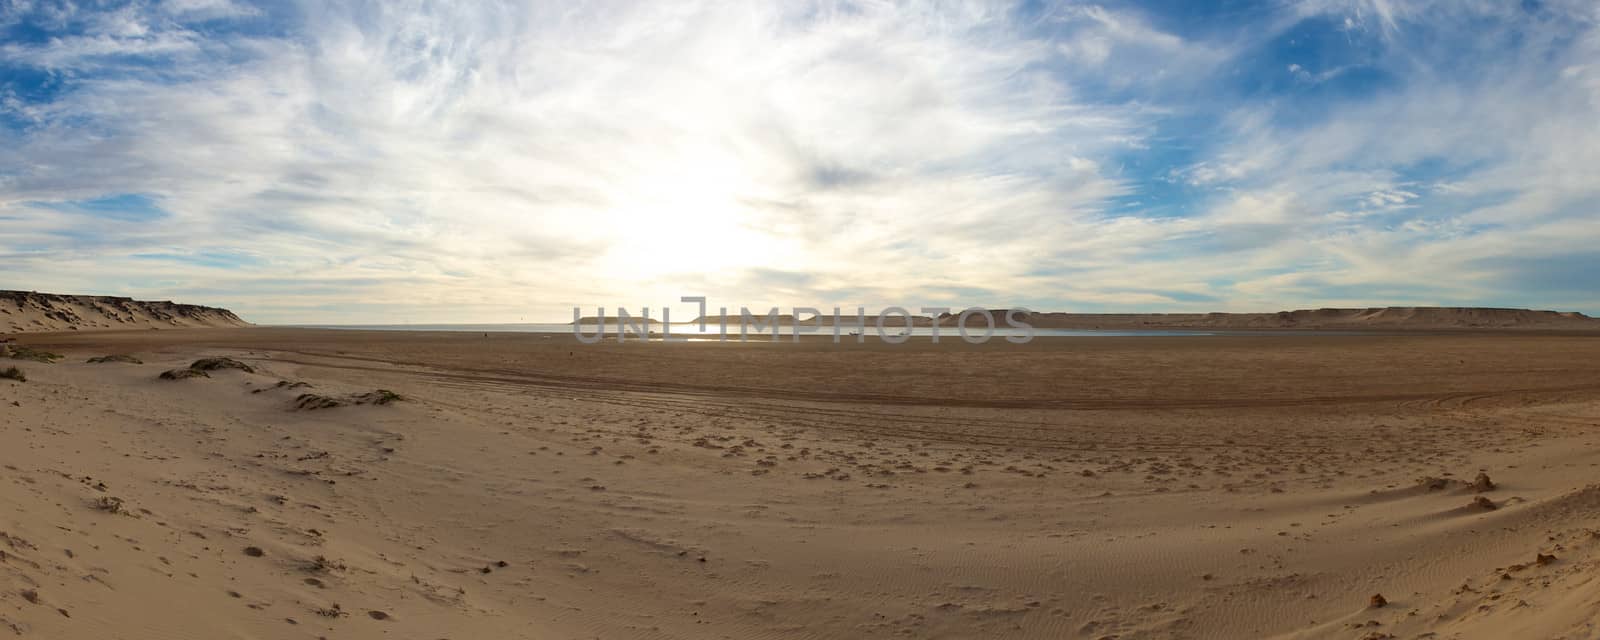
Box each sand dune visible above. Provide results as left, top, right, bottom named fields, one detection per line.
left=3, top=328, right=1600, bottom=638
left=991, top=306, right=1600, bottom=330
left=0, top=291, right=249, bottom=334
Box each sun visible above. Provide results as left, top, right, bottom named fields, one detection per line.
left=598, top=153, right=796, bottom=279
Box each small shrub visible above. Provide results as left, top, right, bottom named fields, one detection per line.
left=305, top=555, right=347, bottom=574
left=314, top=604, right=348, bottom=618
left=159, top=368, right=210, bottom=381
left=0, top=367, right=24, bottom=382
left=358, top=389, right=403, bottom=405
left=189, top=358, right=254, bottom=373
left=91, top=496, right=125, bottom=514
left=294, top=394, right=344, bottom=410
left=87, top=354, right=143, bottom=364
left=292, top=389, right=403, bottom=411
left=7, top=346, right=61, bottom=363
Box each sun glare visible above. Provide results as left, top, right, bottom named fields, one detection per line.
left=600, top=149, right=795, bottom=278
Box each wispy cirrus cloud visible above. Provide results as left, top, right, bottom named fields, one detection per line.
left=0, top=0, right=1597, bottom=322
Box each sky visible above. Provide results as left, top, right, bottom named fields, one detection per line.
left=1, top=0, right=1598, bottom=324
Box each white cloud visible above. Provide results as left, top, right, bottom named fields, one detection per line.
left=1, top=1, right=1598, bottom=321
left=1167, top=2, right=1600, bottom=310
left=0, top=1, right=1189, bottom=322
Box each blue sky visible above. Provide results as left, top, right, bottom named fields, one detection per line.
left=1, top=0, right=1598, bottom=323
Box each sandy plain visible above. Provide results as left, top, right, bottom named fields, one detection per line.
left=2, top=328, right=1599, bottom=639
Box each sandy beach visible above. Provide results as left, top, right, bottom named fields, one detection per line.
left=1, top=328, right=1597, bottom=639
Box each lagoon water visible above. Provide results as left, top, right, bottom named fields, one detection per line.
left=286, top=323, right=1354, bottom=338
